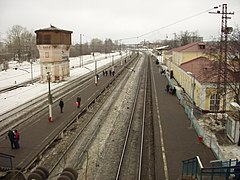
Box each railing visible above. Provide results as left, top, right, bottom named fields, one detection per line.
left=182, top=156, right=203, bottom=179
left=0, top=152, right=15, bottom=170
left=182, top=157, right=240, bottom=180
left=201, top=165, right=239, bottom=180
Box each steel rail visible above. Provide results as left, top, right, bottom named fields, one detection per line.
left=115, top=66, right=145, bottom=180
left=47, top=54, right=140, bottom=177
left=138, top=69, right=148, bottom=180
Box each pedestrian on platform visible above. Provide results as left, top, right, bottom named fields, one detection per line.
left=112, top=70, right=115, bottom=76
left=109, top=69, right=112, bottom=76
left=105, top=70, right=108, bottom=76
left=76, top=96, right=81, bottom=108
left=166, top=84, right=170, bottom=92
left=7, top=130, right=15, bottom=149
left=59, top=99, right=64, bottom=113
left=14, top=130, right=20, bottom=149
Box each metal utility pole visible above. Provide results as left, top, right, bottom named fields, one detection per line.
left=30, top=59, right=33, bottom=84
left=47, top=72, right=53, bottom=122
left=105, top=39, right=107, bottom=59
left=80, top=34, right=83, bottom=67
left=209, top=4, right=234, bottom=113
left=92, top=43, right=98, bottom=85
left=94, top=55, right=98, bottom=85
left=112, top=55, right=114, bottom=72
left=120, top=40, right=122, bottom=65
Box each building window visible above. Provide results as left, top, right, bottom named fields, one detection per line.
left=45, top=52, right=49, bottom=58
left=198, top=43, right=205, bottom=49
left=210, top=94, right=220, bottom=111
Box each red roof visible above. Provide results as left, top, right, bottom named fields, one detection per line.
left=180, top=57, right=218, bottom=83
left=180, top=56, right=238, bottom=84
left=173, top=42, right=207, bottom=52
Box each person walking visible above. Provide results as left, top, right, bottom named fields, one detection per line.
left=76, top=96, right=81, bottom=108
left=14, top=130, right=20, bottom=149
left=7, top=130, right=15, bottom=149
left=59, top=99, right=64, bottom=113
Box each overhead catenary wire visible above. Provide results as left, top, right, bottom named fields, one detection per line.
left=118, top=6, right=220, bottom=42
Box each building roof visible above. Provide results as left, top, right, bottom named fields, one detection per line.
left=156, top=45, right=169, bottom=50
left=172, top=42, right=206, bottom=52
left=180, top=56, right=239, bottom=84
left=180, top=56, right=218, bottom=83
left=35, top=25, right=72, bottom=33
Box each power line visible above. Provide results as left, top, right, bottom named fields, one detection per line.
left=119, top=6, right=219, bottom=42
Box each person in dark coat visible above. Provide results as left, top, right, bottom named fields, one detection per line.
left=166, top=84, right=170, bottom=92
left=7, top=130, right=15, bottom=149
left=14, top=130, right=20, bottom=149
left=59, top=99, right=64, bottom=113
left=76, top=96, right=81, bottom=108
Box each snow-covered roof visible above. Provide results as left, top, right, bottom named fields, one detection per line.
left=230, top=102, right=240, bottom=111
left=156, top=45, right=169, bottom=50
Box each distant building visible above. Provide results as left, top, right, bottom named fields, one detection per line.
left=35, top=25, right=72, bottom=82
left=172, top=42, right=207, bottom=66
left=165, top=41, right=239, bottom=112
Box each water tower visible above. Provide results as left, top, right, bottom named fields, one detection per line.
left=35, top=25, right=72, bottom=82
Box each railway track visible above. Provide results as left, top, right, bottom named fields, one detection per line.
left=0, top=54, right=127, bottom=137
left=115, top=53, right=155, bottom=180
left=37, top=52, right=156, bottom=180
left=0, top=52, right=140, bottom=179
left=115, top=68, right=147, bottom=179
left=34, top=53, right=142, bottom=179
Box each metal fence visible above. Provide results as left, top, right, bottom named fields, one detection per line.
left=167, top=76, right=225, bottom=160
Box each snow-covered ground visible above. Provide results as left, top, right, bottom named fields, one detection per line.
left=0, top=51, right=239, bottom=165
left=0, top=52, right=122, bottom=115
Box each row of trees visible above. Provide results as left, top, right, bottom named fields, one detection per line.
left=0, top=25, right=123, bottom=63
left=70, top=38, right=121, bottom=57
left=0, top=25, right=239, bottom=65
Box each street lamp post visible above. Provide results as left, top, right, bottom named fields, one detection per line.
left=112, top=55, right=114, bottom=72
left=93, top=53, right=98, bottom=86
left=80, top=34, right=83, bottom=67
left=47, top=72, right=53, bottom=122
left=187, top=72, right=195, bottom=128
left=30, top=59, right=33, bottom=85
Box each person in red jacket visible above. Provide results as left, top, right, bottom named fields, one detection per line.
left=14, top=129, right=20, bottom=149
left=76, top=96, right=81, bottom=108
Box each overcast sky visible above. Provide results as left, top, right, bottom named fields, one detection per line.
left=0, top=0, right=239, bottom=44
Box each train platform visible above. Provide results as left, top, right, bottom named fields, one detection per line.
left=0, top=68, right=119, bottom=171
left=151, top=60, right=216, bottom=179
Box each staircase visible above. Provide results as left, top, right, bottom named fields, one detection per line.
left=182, top=156, right=240, bottom=180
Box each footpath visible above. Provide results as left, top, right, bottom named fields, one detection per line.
left=151, top=59, right=216, bottom=179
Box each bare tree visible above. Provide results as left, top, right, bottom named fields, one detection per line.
left=90, top=38, right=103, bottom=54
left=177, top=30, right=202, bottom=46
left=4, top=25, right=36, bottom=62
left=227, top=27, right=240, bottom=105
